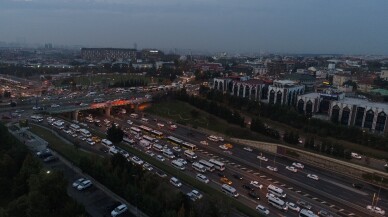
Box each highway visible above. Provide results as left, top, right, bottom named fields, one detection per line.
left=3, top=99, right=387, bottom=217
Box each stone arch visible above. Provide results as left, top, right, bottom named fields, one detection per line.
left=214, top=80, right=219, bottom=90
left=375, top=112, right=386, bottom=132
left=341, top=107, right=351, bottom=125
left=261, top=85, right=268, bottom=99
left=297, top=99, right=304, bottom=113
left=250, top=86, right=256, bottom=100
left=245, top=85, right=250, bottom=98
left=219, top=82, right=224, bottom=92
left=228, top=81, right=233, bottom=93
left=276, top=90, right=282, bottom=105
left=364, top=109, right=374, bottom=129
left=306, top=100, right=313, bottom=116
left=233, top=83, right=238, bottom=96
left=269, top=90, right=275, bottom=104
left=331, top=105, right=340, bottom=123
left=238, top=83, right=244, bottom=96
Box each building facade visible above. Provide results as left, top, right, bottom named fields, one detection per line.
left=266, top=80, right=305, bottom=106
left=81, top=48, right=137, bottom=61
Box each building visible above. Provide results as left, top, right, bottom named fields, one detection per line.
left=81, top=48, right=136, bottom=61
left=267, top=80, right=305, bottom=106
left=380, top=70, right=388, bottom=81
left=297, top=91, right=388, bottom=133
left=212, top=77, right=304, bottom=106
left=283, top=73, right=316, bottom=92
left=332, top=73, right=352, bottom=87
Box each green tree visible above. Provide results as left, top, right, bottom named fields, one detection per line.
left=106, top=124, right=124, bottom=144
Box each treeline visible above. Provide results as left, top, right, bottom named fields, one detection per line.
left=78, top=154, right=232, bottom=217
left=0, top=123, right=87, bottom=217
left=202, top=87, right=388, bottom=152
left=304, top=137, right=351, bottom=159
left=250, top=118, right=280, bottom=139
left=109, top=78, right=148, bottom=88
left=174, top=89, right=245, bottom=127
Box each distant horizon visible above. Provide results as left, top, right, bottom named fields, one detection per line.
left=2, top=40, right=388, bottom=58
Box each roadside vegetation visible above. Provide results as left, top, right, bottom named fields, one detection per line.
left=0, top=123, right=87, bottom=217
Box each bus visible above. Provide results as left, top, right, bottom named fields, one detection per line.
left=192, top=162, right=206, bottom=173
left=79, top=129, right=91, bottom=137
left=139, top=125, right=153, bottom=134
left=171, top=160, right=185, bottom=170
left=299, top=209, right=319, bottom=217
left=181, top=142, right=197, bottom=151
left=221, top=184, right=239, bottom=198
left=123, top=137, right=135, bottom=145
left=70, top=124, right=80, bottom=132
left=267, top=195, right=288, bottom=211
left=151, top=130, right=164, bottom=139
left=198, top=160, right=215, bottom=172
left=143, top=135, right=156, bottom=143
left=166, top=136, right=183, bottom=146
left=184, top=150, right=197, bottom=159
left=267, top=185, right=286, bottom=198
left=207, top=135, right=219, bottom=142
left=163, top=149, right=175, bottom=159
left=208, top=159, right=225, bottom=171
left=130, top=127, right=141, bottom=135
left=153, top=144, right=164, bottom=152
left=30, top=115, right=44, bottom=122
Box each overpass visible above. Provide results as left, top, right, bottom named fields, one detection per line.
left=45, top=97, right=152, bottom=120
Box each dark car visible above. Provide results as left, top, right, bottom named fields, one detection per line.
left=352, top=183, right=364, bottom=189
left=43, top=155, right=58, bottom=162
left=38, top=152, right=53, bottom=159
left=233, top=174, right=243, bottom=180
left=217, top=173, right=226, bottom=178
left=94, top=122, right=102, bottom=127
left=248, top=191, right=260, bottom=200
left=242, top=184, right=254, bottom=191
left=99, top=147, right=109, bottom=153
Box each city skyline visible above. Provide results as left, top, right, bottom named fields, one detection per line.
left=1, top=0, right=388, bottom=55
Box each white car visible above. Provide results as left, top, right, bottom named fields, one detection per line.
left=186, top=192, right=197, bottom=202
left=250, top=181, right=263, bottom=189
left=219, top=145, right=228, bottom=150
left=266, top=166, right=278, bottom=172
left=286, top=202, right=301, bottom=212
left=243, top=147, right=253, bottom=152
left=307, top=174, right=319, bottom=180
left=142, top=163, right=153, bottom=171
left=77, top=180, right=92, bottom=190
left=170, top=177, right=182, bottom=187
left=366, top=205, right=385, bottom=215
left=72, top=178, right=85, bottom=188
left=196, top=174, right=210, bottom=184
left=286, top=166, right=298, bottom=173
left=131, top=156, right=144, bottom=165
left=385, top=163, right=388, bottom=168
left=191, top=189, right=203, bottom=199
left=157, top=123, right=164, bottom=128
left=86, top=139, right=95, bottom=146
left=351, top=152, right=362, bottom=159
left=292, top=162, right=304, bottom=169
left=156, top=155, right=165, bottom=162
left=176, top=158, right=187, bottom=165
left=257, top=155, right=268, bottom=161
left=200, top=140, right=208, bottom=145
left=256, top=204, right=270, bottom=215
left=111, top=204, right=128, bottom=217
left=145, top=150, right=155, bottom=157
left=172, top=146, right=181, bottom=152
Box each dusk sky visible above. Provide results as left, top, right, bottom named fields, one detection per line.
left=1, top=0, right=388, bottom=54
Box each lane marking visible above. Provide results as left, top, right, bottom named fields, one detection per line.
left=339, top=209, right=344, bottom=212
left=247, top=170, right=253, bottom=173
left=321, top=201, right=327, bottom=204
left=288, top=187, right=293, bottom=190
left=273, top=181, right=279, bottom=184
left=330, top=205, right=335, bottom=208
left=295, top=190, right=301, bottom=193
left=303, top=194, right=309, bottom=196
left=280, top=184, right=286, bottom=187
left=253, top=172, right=260, bottom=175
left=348, top=213, right=355, bottom=216
left=267, top=178, right=272, bottom=181
left=260, top=175, right=266, bottom=178
left=241, top=167, right=246, bottom=170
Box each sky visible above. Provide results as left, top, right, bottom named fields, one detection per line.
left=1, top=0, right=388, bottom=55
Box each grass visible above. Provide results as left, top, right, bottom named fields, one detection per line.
left=146, top=100, right=229, bottom=132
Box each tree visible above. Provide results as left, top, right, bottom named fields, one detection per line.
left=106, top=124, right=124, bottom=144
left=190, top=110, right=199, bottom=119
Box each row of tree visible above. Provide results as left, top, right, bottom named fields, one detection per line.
left=0, top=123, right=87, bottom=217
left=200, top=87, right=388, bottom=152
left=250, top=118, right=280, bottom=139
left=304, top=137, right=352, bottom=159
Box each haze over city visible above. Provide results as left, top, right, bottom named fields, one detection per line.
left=1, top=0, right=388, bottom=55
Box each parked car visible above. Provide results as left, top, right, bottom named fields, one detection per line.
left=111, top=204, right=128, bottom=217
left=77, top=180, right=92, bottom=190
left=196, top=174, right=209, bottom=184
left=256, top=204, right=270, bottom=215
left=191, top=190, right=203, bottom=200
left=286, top=202, right=301, bottom=212
left=72, top=178, right=85, bottom=188
left=250, top=181, right=263, bottom=189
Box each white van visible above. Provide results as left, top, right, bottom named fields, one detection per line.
left=141, top=118, right=149, bottom=123
left=139, top=140, right=151, bottom=149
left=163, top=149, right=175, bottom=159
left=169, top=177, right=182, bottom=188
left=184, top=150, right=197, bottom=159
left=109, top=146, right=118, bottom=155
left=171, top=160, right=185, bottom=170
left=101, top=139, right=113, bottom=147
